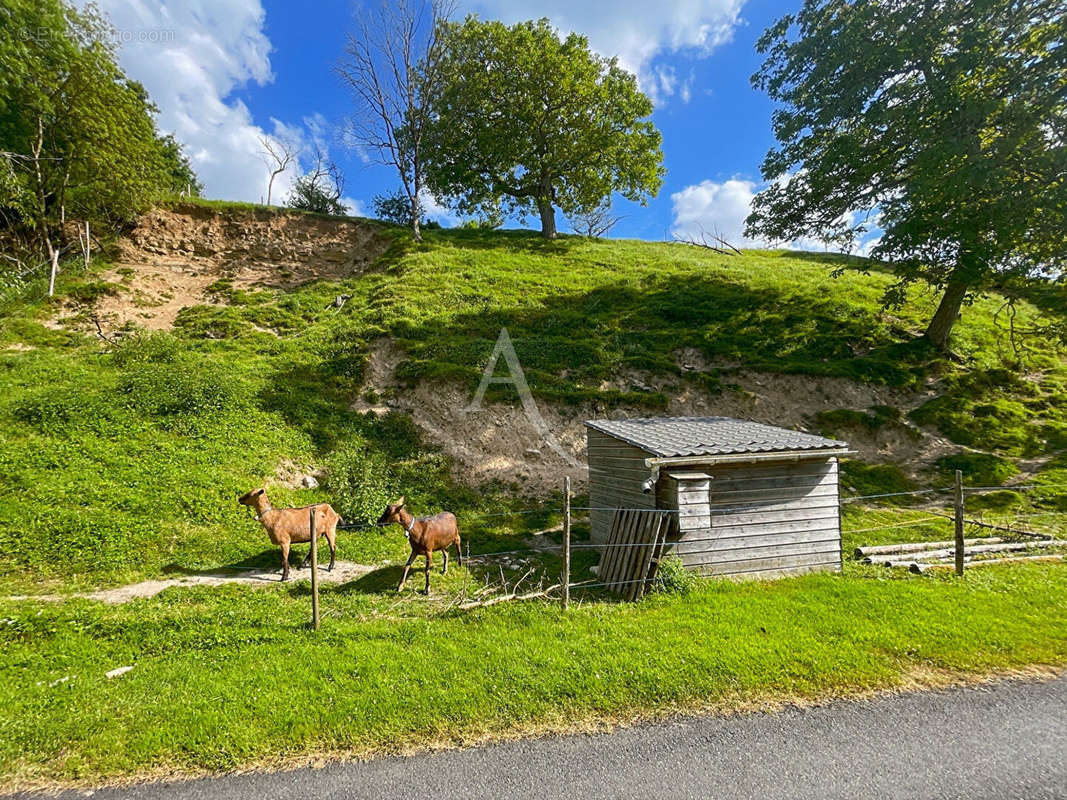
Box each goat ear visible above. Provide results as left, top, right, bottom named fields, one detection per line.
left=396, top=495, right=405, bottom=507
left=255, top=488, right=265, bottom=496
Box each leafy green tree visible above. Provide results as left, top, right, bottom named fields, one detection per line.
left=157, top=134, right=203, bottom=197
left=424, top=17, right=664, bottom=238
left=287, top=174, right=347, bottom=216
left=0, top=0, right=197, bottom=288
left=373, top=189, right=423, bottom=227
left=745, top=0, right=1067, bottom=349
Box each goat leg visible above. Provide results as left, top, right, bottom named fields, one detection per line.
left=423, top=553, right=432, bottom=595
left=442, top=549, right=449, bottom=575
left=398, top=552, right=416, bottom=592
left=280, top=541, right=291, bottom=582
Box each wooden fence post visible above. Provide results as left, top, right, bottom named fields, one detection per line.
left=954, top=469, right=965, bottom=577
left=562, top=475, right=571, bottom=611
left=310, top=507, right=320, bottom=630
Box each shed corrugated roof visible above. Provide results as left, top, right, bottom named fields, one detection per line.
left=585, top=416, right=846, bottom=458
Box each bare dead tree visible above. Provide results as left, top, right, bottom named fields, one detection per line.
left=258, top=135, right=297, bottom=206
left=671, top=224, right=742, bottom=256
left=336, top=0, right=455, bottom=242
left=570, top=200, right=624, bottom=238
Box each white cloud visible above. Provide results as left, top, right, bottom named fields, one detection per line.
left=342, top=197, right=368, bottom=217
left=671, top=178, right=884, bottom=255
left=469, top=0, right=745, bottom=103
left=418, top=189, right=460, bottom=226
left=92, top=0, right=306, bottom=203
left=670, top=178, right=760, bottom=246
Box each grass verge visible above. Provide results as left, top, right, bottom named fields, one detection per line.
left=1, top=560, right=1065, bottom=791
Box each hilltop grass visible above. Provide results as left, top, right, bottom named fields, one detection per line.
left=1, top=559, right=1065, bottom=791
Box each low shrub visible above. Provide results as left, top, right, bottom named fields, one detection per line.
left=649, top=554, right=698, bottom=596
left=12, top=387, right=114, bottom=434
left=936, top=452, right=1019, bottom=486
left=839, top=460, right=918, bottom=502
left=910, top=396, right=1038, bottom=455
left=966, top=490, right=1025, bottom=511
left=64, top=280, right=119, bottom=306
left=109, top=331, right=182, bottom=367
left=117, top=360, right=244, bottom=419
left=815, top=405, right=903, bottom=436
left=1042, top=422, right=1067, bottom=451
left=325, top=442, right=396, bottom=526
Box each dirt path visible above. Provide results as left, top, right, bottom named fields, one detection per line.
left=7, top=561, right=375, bottom=604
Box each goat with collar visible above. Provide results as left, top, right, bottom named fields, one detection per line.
left=238, top=488, right=342, bottom=581
left=377, top=497, right=462, bottom=594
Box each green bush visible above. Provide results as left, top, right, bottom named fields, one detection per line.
left=967, top=490, right=1025, bottom=511
left=1042, top=422, right=1067, bottom=450
left=815, top=405, right=903, bottom=436
left=12, top=387, right=114, bottom=434
left=650, top=554, right=698, bottom=596
left=325, top=443, right=396, bottom=526
left=64, top=280, right=119, bottom=306
left=840, top=460, right=918, bottom=501
left=109, top=331, right=182, bottom=367
left=117, top=360, right=243, bottom=419
left=936, top=452, right=1019, bottom=486
left=911, top=396, right=1038, bottom=455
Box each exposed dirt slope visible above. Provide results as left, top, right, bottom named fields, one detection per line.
left=57, top=204, right=390, bottom=330
left=353, top=340, right=952, bottom=494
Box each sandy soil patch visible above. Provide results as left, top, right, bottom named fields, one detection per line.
left=51, top=204, right=390, bottom=332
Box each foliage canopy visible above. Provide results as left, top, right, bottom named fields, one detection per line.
left=746, top=0, right=1067, bottom=348
left=424, top=17, right=665, bottom=238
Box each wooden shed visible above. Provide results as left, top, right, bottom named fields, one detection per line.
left=585, top=416, right=851, bottom=579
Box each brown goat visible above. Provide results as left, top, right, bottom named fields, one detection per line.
left=377, top=496, right=461, bottom=594
left=238, top=488, right=341, bottom=581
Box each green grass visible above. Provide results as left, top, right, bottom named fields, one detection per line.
left=1, top=560, right=1064, bottom=790
left=0, top=209, right=1066, bottom=787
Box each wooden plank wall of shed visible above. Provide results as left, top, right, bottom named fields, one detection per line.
left=586, top=428, right=656, bottom=543
left=663, top=458, right=842, bottom=579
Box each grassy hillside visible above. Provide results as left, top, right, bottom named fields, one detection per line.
left=0, top=203, right=1064, bottom=589
left=1, top=204, right=1066, bottom=789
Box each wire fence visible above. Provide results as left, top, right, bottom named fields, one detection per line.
left=308, top=475, right=1065, bottom=624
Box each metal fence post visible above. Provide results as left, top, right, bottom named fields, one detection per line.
left=562, top=476, right=571, bottom=610
left=310, top=507, right=320, bottom=630
left=954, top=470, right=965, bottom=577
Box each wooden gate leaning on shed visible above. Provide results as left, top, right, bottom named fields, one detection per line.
left=595, top=509, right=670, bottom=600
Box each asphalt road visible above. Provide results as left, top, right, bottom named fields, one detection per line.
left=18, top=676, right=1067, bottom=800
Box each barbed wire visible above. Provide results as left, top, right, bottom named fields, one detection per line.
left=844, top=516, right=946, bottom=535
left=841, top=488, right=946, bottom=503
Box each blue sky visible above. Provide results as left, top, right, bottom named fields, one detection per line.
left=95, top=0, right=877, bottom=251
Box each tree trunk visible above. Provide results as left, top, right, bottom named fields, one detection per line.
left=924, top=277, right=969, bottom=349
left=537, top=196, right=557, bottom=239
left=410, top=182, right=422, bottom=243
left=46, top=239, right=59, bottom=297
